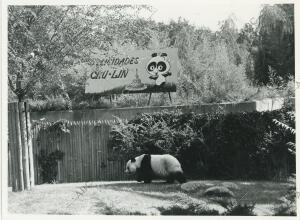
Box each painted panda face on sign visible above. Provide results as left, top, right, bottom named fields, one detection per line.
left=146, top=53, right=171, bottom=86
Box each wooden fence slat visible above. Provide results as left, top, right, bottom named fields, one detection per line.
left=88, top=124, right=92, bottom=181
left=32, top=126, right=37, bottom=184
left=98, top=125, right=103, bottom=180
left=96, top=126, right=100, bottom=181
left=80, top=123, right=84, bottom=182
left=70, top=126, right=75, bottom=183
left=101, top=125, right=106, bottom=180
left=105, top=125, right=110, bottom=180
left=86, top=124, right=89, bottom=181
left=57, top=129, right=62, bottom=183
left=82, top=123, right=85, bottom=181
left=74, top=125, right=79, bottom=182
left=75, top=125, right=80, bottom=182
left=32, top=126, right=36, bottom=184
left=90, top=124, right=95, bottom=181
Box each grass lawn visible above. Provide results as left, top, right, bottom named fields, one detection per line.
left=8, top=180, right=292, bottom=215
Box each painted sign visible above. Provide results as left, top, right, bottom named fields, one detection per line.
left=85, top=48, right=179, bottom=95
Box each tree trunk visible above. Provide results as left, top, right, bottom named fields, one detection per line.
left=25, top=103, right=35, bottom=187
left=19, top=102, right=30, bottom=190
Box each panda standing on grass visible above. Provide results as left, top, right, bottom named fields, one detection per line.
left=125, top=154, right=186, bottom=184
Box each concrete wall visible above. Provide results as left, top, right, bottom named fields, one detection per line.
left=30, top=98, right=285, bottom=122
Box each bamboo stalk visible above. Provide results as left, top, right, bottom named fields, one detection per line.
left=19, top=102, right=30, bottom=190
left=25, top=103, right=35, bottom=188
left=8, top=103, right=17, bottom=191
left=15, top=103, right=24, bottom=191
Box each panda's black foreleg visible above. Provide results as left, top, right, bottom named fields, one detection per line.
left=166, top=175, right=175, bottom=183
left=174, top=172, right=186, bottom=183
left=144, top=178, right=152, bottom=184
left=136, top=169, right=143, bottom=182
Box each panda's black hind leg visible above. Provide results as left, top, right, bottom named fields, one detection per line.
left=174, top=172, right=186, bottom=183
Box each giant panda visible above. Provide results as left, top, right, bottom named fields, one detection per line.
left=125, top=154, right=186, bottom=183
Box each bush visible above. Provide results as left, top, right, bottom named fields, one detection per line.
left=221, top=182, right=239, bottom=190
left=203, top=186, right=234, bottom=197
left=109, top=107, right=295, bottom=180
left=273, top=174, right=296, bottom=216
left=110, top=111, right=208, bottom=178
left=224, top=203, right=256, bottom=216
left=159, top=204, right=219, bottom=216
left=159, top=201, right=256, bottom=216
left=29, top=95, right=71, bottom=112
left=181, top=181, right=207, bottom=192
left=38, top=149, right=64, bottom=183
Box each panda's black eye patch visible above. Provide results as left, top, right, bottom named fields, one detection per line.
left=147, top=62, right=156, bottom=72
left=131, top=158, right=136, bottom=162
left=157, top=62, right=167, bottom=72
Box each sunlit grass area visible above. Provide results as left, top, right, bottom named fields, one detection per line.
left=8, top=180, right=291, bottom=215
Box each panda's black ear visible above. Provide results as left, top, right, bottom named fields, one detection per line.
left=151, top=53, right=157, bottom=57
left=130, top=158, right=136, bottom=162
left=161, top=53, right=167, bottom=57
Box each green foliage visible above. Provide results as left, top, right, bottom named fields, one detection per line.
left=173, top=17, right=257, bottom=104
left=34, top=119, right=70, bottom=183
left=29, top=95, right=71, bottom=112
left=159, top=201, right=256, bottom=216
left=110, top=108, right=295, bottom=180
left=204, top=186, right=234, bottom=197
left=255, top=4, right=294, bottom=85
left=8, top=5, right=152, bottom=102
left=38, top=149, right=64, bottom=183
left=273, top=174, right=296, bottom=216
left=33, top=119, right=71, bottom=138
left=224, top=203, right=256, bottom=216
left=8, top=5, right=294, bottom=109
left=159, top=204, right=219, bottom=216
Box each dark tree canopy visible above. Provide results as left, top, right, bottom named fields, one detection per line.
left=254, top=4, right=294, bottom=85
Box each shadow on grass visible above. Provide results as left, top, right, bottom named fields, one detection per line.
left=81, top=181, right=167, bottom=189
left=158, top=205, right=219, bottom=216
left=94, top=201, right=146, bottom=215
left=130, top=190, right=184, bottom=201
left=82, top=181, right=182, bottom=194
left=47, top=211, right=73, bottom=215
left=158, top=203, right=257, bottom=216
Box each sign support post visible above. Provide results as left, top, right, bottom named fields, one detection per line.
left=147, top=93, right=152, bottom=105
left=168, top=92, right=172, bottom=104
left=109, top=96, right=112, bottom=104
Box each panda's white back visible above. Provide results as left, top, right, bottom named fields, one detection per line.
left=150, top=154, right=182, bottom=177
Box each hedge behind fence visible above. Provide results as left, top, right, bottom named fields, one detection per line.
left=110, top=105, right=295, bottom=180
